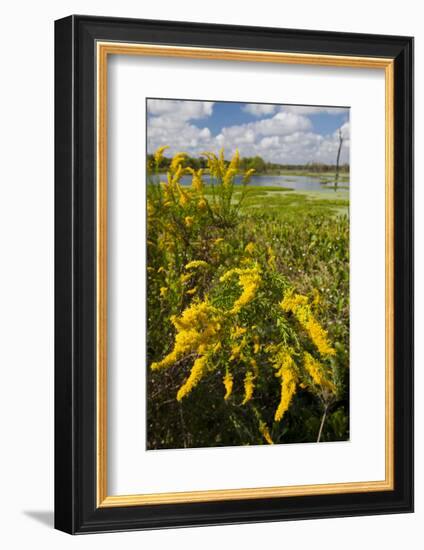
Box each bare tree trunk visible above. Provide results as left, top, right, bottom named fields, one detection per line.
left=335, top=129, right=344, bottom=190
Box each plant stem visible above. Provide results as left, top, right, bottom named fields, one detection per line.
left=317, top=403, right=329, bottom=443
left=179, top=403, right=188, bottom=448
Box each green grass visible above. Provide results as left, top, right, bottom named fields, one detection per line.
left=241, top=189, right=349, bottom=218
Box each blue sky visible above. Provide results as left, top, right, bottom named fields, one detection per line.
left=147, top=99, right=350, bottom=165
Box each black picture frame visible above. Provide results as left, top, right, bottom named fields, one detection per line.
left=55, top=14, right=414, bottom=534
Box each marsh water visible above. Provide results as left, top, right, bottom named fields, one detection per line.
left=177, top=173, right=349, bottom=192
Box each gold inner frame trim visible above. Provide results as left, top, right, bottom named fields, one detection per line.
left=96, top=41, right=395, bottom=508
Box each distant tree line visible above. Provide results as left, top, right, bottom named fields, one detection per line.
left=147, top=153, right=349, bottom=174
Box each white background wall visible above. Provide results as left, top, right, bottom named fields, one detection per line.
left=0, top=1, right=420, bottom=547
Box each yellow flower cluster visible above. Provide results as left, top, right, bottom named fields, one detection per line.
left=242, top=168, right=256, bottom=184
left=232, top=326, right=247, bottom=338
left=201, top=148, right=240, bottom=187
left=201, top=149, right=225, bottom=179
left=273, top=348, right=298, bottom=422
left=259, top=420, right=274, bottom=445
left=184, top=216, right=194, bottom=228
left=150, top=299, right=220, bottom=373
left=223, top=371, right=233, bottom=400
left=244, top=242, right=255, bottom=255
left=185, top=260, right=208, bottom=270
left=170, top=152, right=188, bottom=172
left=242, top=371, right=255, bottom=404
left=176, top=355, right=208, bottom=402
left=187, top=167, right=204, bottom=192
left=303, top=352, right=335, bottom=392
left=280, top=290, right=335, bottom=357
left=220, top=265, right=262, bottom=314
left=153, top=145, right=169, bottom=164
left=267, top=246, right=276, bottom=269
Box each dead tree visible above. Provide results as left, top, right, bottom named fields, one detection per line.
left=334, top=128, right=344, bottom=189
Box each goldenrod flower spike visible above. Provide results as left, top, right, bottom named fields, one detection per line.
left=220, top=266, right=261, bottom=314
left=190, top=168, right=204, bottom=192
left=274, top=365, right=298, bottom=422
left=303, top=352, right=336, bottom=392
left=223, top=168, right=237, bottom=188
left=218, top=148, right=226, bottom=175
left=177, top=355, right=208, bottom=401
left=259, top=421, right=274, bottom=445
left=186, top=287, right=197, bottom=295
left=244, top=242, right=255, bottom=255
left=184, top=216, right=194, bottom=228
left=228, top=149, right=240, bottom=172
left=242, top=371, right=255, bottom=404
left=150, top=300, right=220, bottom=373
left=185, top=260, right=208, bottom=270
left=223, top=371, right=233, bottom=400
left=280, top=290, right=335, bottom=357
left=242, top=168, right=256, bottom=184
left=170, top=152, right=188, bottom=172
left=153, top=145, right=169, bottom=164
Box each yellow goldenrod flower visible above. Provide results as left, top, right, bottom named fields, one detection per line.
left=267, top=346, right=298, bottom=422
left=157, top=266, right=165, bottom=273
left=159, top=286, right=168, bottom=297
left=244, top=242, right=255, bottom=255
left=267, top=246, right=276, bottom=269
left=176, top=355, right=208, bottom=401
left=187, top=168, right=204, bottom=192
left=228, top=149, right=240, bottom=172
left=229, top=342, right=243, bottom=361
left=223, top=371, right=233, bottom=400
left=259, top=420, right=274, bottom=445
left=242, top=371, right=255, bottom=404
left=178, top=186, right=190, bottom=206
left=242, top=168, right=255, bottom=184
left=280, top=289, right=335, bottom=357
left=147, top=200, right=154, bottom=217
left=201, top=152, right=221, bottom=178
left=253, top=335, right=261, bottom=354
left=184, top=216, right=194, bottom=228
left=185, top=260, right=208, bottom=270
left=220, top=266, right=262, bottom=314
left=151, top=300, right=221, bottom=372
left=170, top=152, right=188, bottom=172
left=186, top=287, right=197, bottom=295
left=180, top=273, right=192, bottom=283
left=312, top=288, right=321, bottom=308
left=232, top=326, right=247, bottom=338
left=218, top=148, right=226, bottom=175
left=212, top=341, right=222, bottom=353
left=198, top=198, right=207, bottom=209
left=223, top=167, right=237, bottom=188
left=304, top=317, right=336, bottom=356
left=153, top=145, right=169, bottom=164
left=303, top=352, right=335, bottom=392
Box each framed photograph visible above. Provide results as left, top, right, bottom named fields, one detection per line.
left=54, top=15, right=413, bottom=534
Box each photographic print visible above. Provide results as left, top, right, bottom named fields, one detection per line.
left=146, top=98, right=350, bottom=450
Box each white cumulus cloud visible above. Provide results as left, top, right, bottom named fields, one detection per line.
left=281, top=105, right=349, bottom=116
left=242, top=103, right=277, bottom=117
left=147, top=99, right=349, bottom=165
